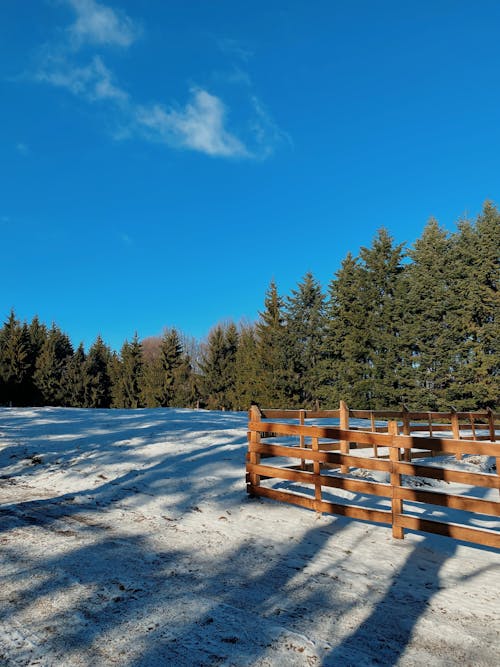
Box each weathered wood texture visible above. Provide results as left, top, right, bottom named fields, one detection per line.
left=247, top=404, right=500, bottom=549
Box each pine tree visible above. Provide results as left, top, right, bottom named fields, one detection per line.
left=199, top=323, right=238, bottom=410
left=255, top=280, right=292, bottom=406
left=358, top=228, right=405, bottom=408
left=26, top=316, right=48, bottom=405
left=61, top=343, right=86, bottom=407
left=399, top=219, right=454, bottom=409
left=234, top=323, right=260, bottom=410
left=320, top=253, right=369, bottom=407
left=286, top=272, right=326, bottom=406
left=33, top=324, right=73, bottom=406
left=115, top=334, right=144, bottom=408
left=446, top=203, right=500, bottom=408
left=0, top=310, right=31, bottom=405
left=84, top=335, right=113, bottom=408
left=157, top=328, right=183, bottom=406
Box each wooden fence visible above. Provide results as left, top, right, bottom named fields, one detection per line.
left=246, top=404, right=500, bottom=549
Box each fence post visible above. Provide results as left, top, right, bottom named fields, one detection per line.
left=450, top=408, right=462, bottom=461
left=487, top=407, right=496, bottom=442
left=469, top=413, right=477, bottom=441
left=299, top=409, right=306, bottom=471
left=247, top=404, right=262, bottom=494
left=312, top=436, right=322, bottom=513
left=339, top=400, right=350, bottom=474
left=370, top=411, right=378, bottom=458
left=389, top=420, right=404, bottom=539
left=401, top=405, right=412, bottom=462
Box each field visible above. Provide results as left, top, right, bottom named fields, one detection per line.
left=1, top=407, right=499, bottom=666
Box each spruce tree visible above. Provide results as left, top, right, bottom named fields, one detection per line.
left=286, top=272, right=326, bottom=406
left=0, top=310, right=31, bottom=406
left=158, top=328, right=183, bottom=406
left=255, top=280, right=292, bottom=406
left=199, top=323, right=238, bottom=410
left=33, top=324, right=73, bottom=406
left=320, top=253, right=369, bottom=407
left=399, top=219, right=454, bottom=409
left=26, top=316, right=48, bottom=405
left=234, top=323, right=260, bottom=410
left=114, top=334, right=144, bottom=408
left=84, top=335, right=113, bottom=408
left=358, top=228, right=405, bottom=408
left=447, top=203, right=500, bottom=408
left=61, top=343, right=86, bottom=407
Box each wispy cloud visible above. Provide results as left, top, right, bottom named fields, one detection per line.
left=136, top=89, right=248, bottom=158
left=32, top=3, right=285, bottom=159
left=65, top=0, right=140, bottom=48
left=37, top=55, right=128, bottom=103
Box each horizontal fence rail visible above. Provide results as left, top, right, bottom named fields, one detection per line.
left=246, top=403, right=500, bottom=549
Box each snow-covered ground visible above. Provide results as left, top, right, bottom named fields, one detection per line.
left=1, top=407, right=499, bottom=666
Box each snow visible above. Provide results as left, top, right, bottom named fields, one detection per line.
left=1, top=407, right=499, bottom=666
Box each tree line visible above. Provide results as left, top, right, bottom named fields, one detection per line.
left=1, top=202, right=498, bottom=411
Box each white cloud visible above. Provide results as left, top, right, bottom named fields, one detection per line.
left=248, top=95, right=292, bottom=159
left=37, top=55, right=128, bottom=103
left=136, top=89, right=249, bottom=158
left=31, top=4, right=286, bottom=159
left=65, top=0, right=139, bottom=48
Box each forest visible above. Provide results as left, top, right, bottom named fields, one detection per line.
left=1, top=202, right=498, bottom=412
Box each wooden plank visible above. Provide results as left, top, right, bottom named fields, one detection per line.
left=260, top=409, right=342, bottom=420
left=249, top=441, right=392, bottom=471
left=404, top=411, right=453, bottom=420
left=349, top=410, right=402, bottom=419
left=395, top=461, right=500, bottom=489
left=249, top=421, right=395, bottom=447
left=251, top=485, right=392, bottom=525
left=303, top=410, right=340, bottom=419
left=394, top=514, right=500, bottom=549
left=394, top=486, right=500, bottom=516
left=456, top=411, right=490, bottom=420
left=393, top=435, right=500, bottom=456
left=259, top=409, right=303, bottom=419
left=247, top=463, right=391, bottom=497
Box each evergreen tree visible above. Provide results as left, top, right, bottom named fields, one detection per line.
left=286, top=272, right=326, bottom=406
left=84, top=335, right=113, bottom=408
left=358, top=228, right=405, bottom=408
left=115, top=333, right=144, bottom=408
left=199, top=323, right=238, bottom=410
left=33, top=324, right=73, bottom=406
left=158, top=328, right=183, bottom=406
left=26, top=316, right=48, bottom=405
left=0, top=310, right=31, bottom=405
left=255, top=280, right=292, bottom=406
left=61, top=343, right=86, bottom=407
left=398, top=218, right=454, bottom=409
left=234, top=323, right=260, bottom=410
left=446, top=203, right=500, bottom=408
left=320, top=253, right=369, bottom=407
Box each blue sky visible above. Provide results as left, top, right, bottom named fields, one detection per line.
left=2, top=1, right=500, bottom=350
